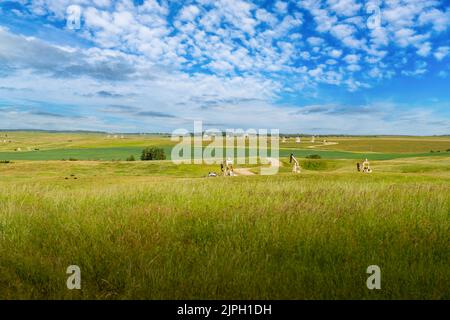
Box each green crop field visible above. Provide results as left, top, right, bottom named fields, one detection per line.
left=1, top=131, right=449, bottom=162
left=1, top=146, right=449, bottom=161
left=0, top=132, right=449, bottom=299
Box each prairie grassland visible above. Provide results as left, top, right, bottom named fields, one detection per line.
left=0, top=131, right=172, bottom=152
left=1, top=132, right=450, bottom=161
left=299, top=136, right=450, bottom=153
left=0, top=157, right=449, bottom=299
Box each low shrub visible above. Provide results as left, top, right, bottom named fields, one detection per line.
left=302, top=160, right=328, bottom=171
left=306, top=154, right=322, bottom=159
left=141, top=147, right=166, bottom=161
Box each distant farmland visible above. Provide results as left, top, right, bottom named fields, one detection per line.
left=1, top=132, right=449, bottom=161
left=1, top=146, right=450, bottom=161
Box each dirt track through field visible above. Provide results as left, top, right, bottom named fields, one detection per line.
left=307, top=142, right=339, bottom=148
left=234, top=168, right=255, bottom=176
left=267, top=157, right=281, bottom=168
left=234, top=157, right=282, bottom=176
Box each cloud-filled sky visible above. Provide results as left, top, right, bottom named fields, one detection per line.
left=0, top=0, right=449, bottom=134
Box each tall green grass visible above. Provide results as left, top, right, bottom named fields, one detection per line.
left=0, top=171, right=448, bottom=299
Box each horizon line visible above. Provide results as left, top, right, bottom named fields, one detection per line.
left=0, top=129, right=449, bottom=137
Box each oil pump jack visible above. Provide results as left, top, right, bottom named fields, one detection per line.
left=289, top=153, right=300, bottom=173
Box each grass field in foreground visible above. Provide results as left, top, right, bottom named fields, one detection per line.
left=0, top=158, right=449, bottom=299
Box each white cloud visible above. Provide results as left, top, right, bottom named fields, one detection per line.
left=370, top=27, right=389, bottom=47
left=418, top=8, right=450, bottom=33
left=327, top=0, right=361, bottom=17
left=330, top=23, right=365, bottom=49
left=308, top=66, right=323, bottom=78
left=93, top=0, right=111, bottom=8
left=401, top=61, right=428, bottom=76
left=393, top=28, right=429, bottom=48
left=343, top=54, right=359, bottom=64
left=434, top=46, right=449, bottom=61
left=416, top=42, right=432, bottom=57
left=307, top=36, right=324, bottom=46
left=331, top=23, right=354, bottom=38
left=368, top=67, right=381, bottom=79
left=347, top=64, right=361, bottom=72
left=179, top=5, right=201, bottom=21
left=299, top=0, right=337, bottom=33
left=274, top=1, right=288, bottom=14
left=328, top=48, right=343, bottom=58
left=255, top=8, right=277, bottom=26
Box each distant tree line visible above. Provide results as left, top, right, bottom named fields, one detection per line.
left=141, top=147, right=166, bottom=160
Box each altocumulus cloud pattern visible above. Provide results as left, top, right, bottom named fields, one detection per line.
left=0, top=0, right=449, bottom=134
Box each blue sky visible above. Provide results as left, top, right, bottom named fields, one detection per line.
left=0, top=0, right=449, bottom=134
